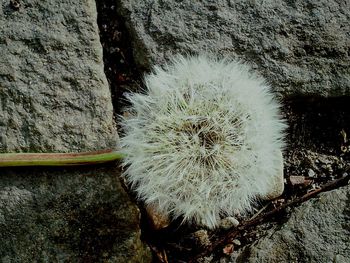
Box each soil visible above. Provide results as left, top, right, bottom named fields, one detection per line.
left=96, top=2, right=350, bottom=262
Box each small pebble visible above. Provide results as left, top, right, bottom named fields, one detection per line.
left=308, top=169, right=315, bottom=177
left=289, top=175, right=306, bottom=185
left=193, top=230, right=211, bottom=247
left=145, top=205, right=170, bottom=230
left=197, top=255, right=214, bottom=263
left=325, top=164, right=333, bottom=173
left=232, top=239, right=241, bottom=246
left=219, top=217, right=240, bottom=230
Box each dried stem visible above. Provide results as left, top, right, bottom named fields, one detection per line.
left=0, top=150, right=124, bottom=167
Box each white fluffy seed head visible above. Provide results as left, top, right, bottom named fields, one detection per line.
left=120, top=55, right=286, bottom=229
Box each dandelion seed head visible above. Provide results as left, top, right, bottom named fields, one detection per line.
left=120, top=55, right=286, bottom=228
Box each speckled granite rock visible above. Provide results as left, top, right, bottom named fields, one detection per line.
left=0, top=0, right=115, bottom=152
left=0, top=0, right=150, bottom=261
left=232, top=184, right=350, bottom=263
left=118, top=0, right=350, bottom=97
left=0, top=167, right=151, bottom=262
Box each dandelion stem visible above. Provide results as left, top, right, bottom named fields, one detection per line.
left=0, top=150, right=125, bottom=167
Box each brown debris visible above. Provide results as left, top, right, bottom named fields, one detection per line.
left=289, top=175, right=313, bottom=186
left=145, top=205, right=170, bottom=230
left=222, top=244, right=234, bottom=255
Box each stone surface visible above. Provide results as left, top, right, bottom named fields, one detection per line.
left=0, top=167, right=151, bottom=262
left=0, top=0, right=151, bottom=261
left=0, top=0, right=115, bottom=152
left=232, top=184, right=350, bottom=263
left=118, top=0, right=350, bottom=97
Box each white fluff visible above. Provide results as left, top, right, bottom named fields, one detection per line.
left=120, top=55, right=286, bottom=229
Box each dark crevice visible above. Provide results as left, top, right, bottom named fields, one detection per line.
left=96, top=0, right=142, bottom=117
left=284, top=96, right=350, bottom=156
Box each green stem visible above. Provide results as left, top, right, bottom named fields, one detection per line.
left=0, top=150, right=125, bottom=167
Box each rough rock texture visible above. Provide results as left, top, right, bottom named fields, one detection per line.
left=0, top=167, right=151, bottom=262
left=0, top=0, right=115, bottom=152
left=118, top=0, right=350, bottom=97
left=0, top=0, right=150, bottom=261
left=233, top=184, right=350, bottom=263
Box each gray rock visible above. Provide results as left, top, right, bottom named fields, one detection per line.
left=118, top=0, right=350, bottom=97
left=234, top=185, right=350, bottom=263
left=0, top=0, right=115, bottom=152
left=0, top=0, right=151, bottom=261
left=0, top=167, right=151, bottom=262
